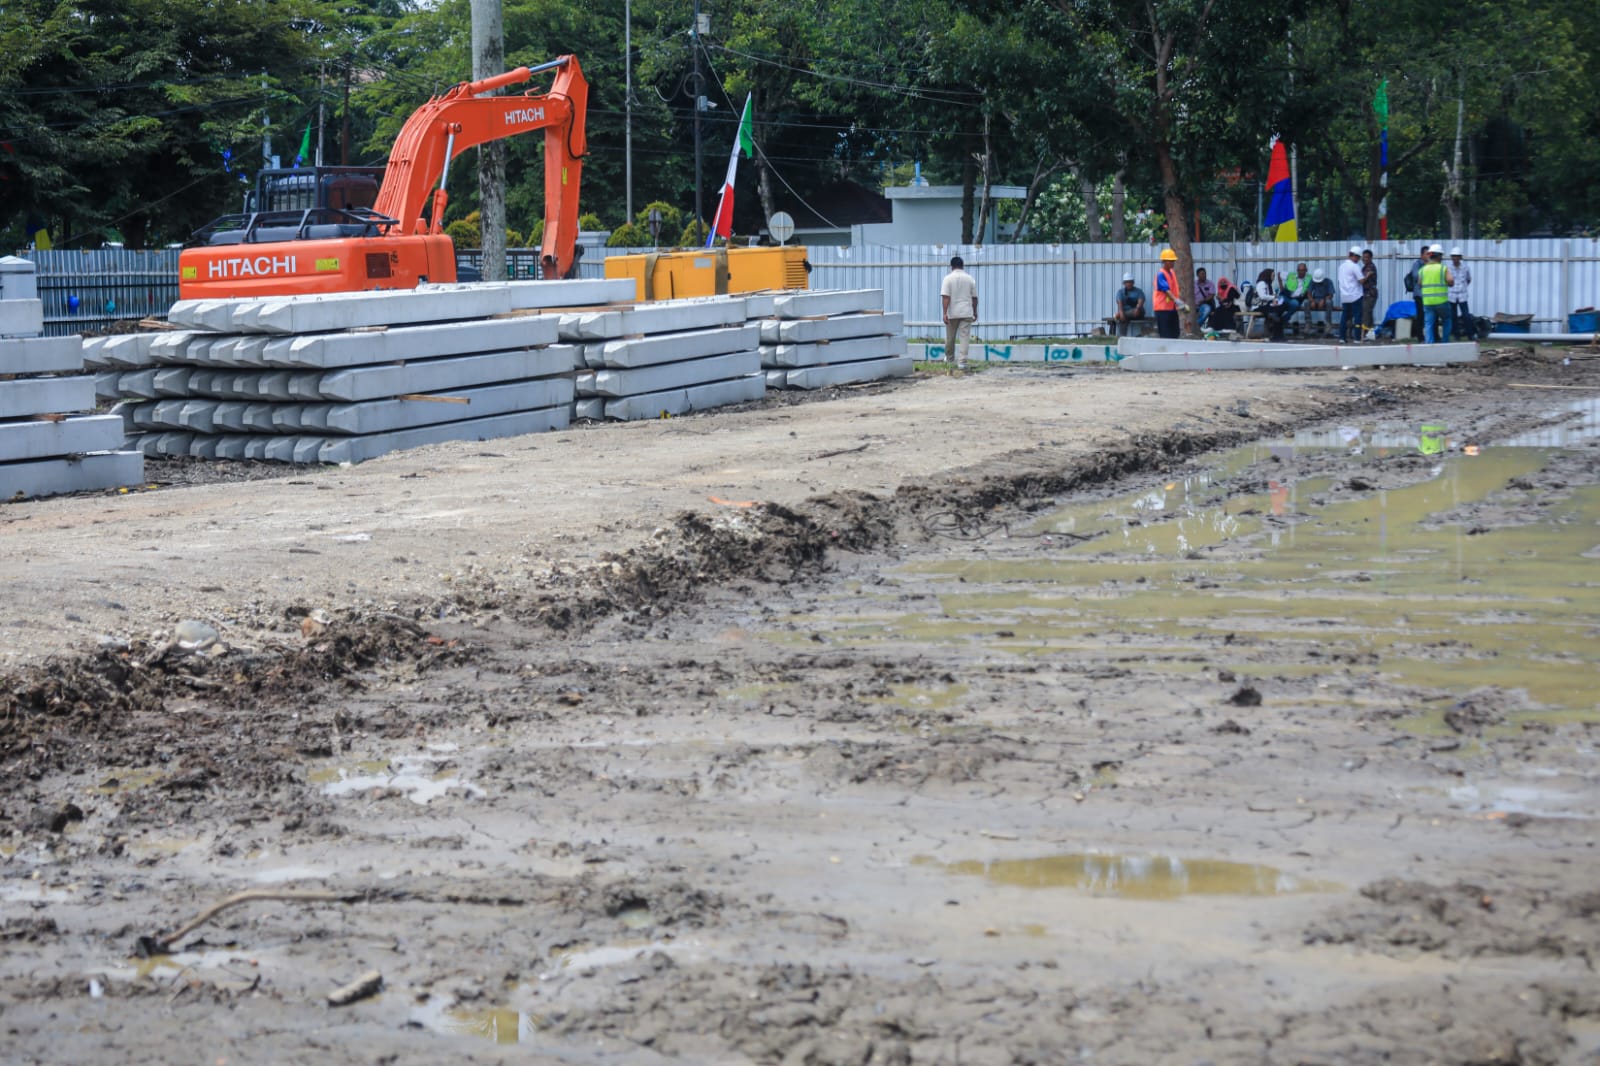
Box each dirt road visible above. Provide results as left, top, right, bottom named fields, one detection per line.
left=2, top=352, right=1597, bottom=1064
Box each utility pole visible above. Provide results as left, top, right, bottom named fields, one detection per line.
left=692, top=0, right=704, bottom=233
left=471, top=0, right=507, bottom=280
left=262, top=72, right=273, bottom=168
left=625, top=0, right=633, bottom=222
left=316, top=62, right=325, bottom=168
left=340, top=63, right=351, bottom=166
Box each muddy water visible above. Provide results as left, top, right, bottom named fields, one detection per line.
left=783, top=428, right=1599, bottom=729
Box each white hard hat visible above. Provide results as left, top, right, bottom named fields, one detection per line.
left=1348, top=245, right=1362, bottom=256
left=1429, top=242, right=1444, bottom=254
left=1122, top=272, right=1134, bottom=282
left=1312, top=268, right=1326, bottom=282
left=1450, top=246, right=1464, bottom=256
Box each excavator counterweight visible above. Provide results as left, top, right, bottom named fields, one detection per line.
left=179, top=56, right=587, bottom=301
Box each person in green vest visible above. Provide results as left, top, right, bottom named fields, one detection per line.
left=1417, top=244, right=1455, bottom=343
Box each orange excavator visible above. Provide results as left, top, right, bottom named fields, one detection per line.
left=179, top=55, right=587, bottom=300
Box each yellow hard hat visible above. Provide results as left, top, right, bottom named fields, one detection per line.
left=1160, top=248, right=1177, bottom=261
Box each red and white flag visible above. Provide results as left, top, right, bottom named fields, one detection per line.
left=707, top=95, right=754, bottom=245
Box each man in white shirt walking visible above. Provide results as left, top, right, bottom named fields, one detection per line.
left=1448, top=247, right=1474, bottom=340
left=940, top=256, right=978, bottom=371
left=1336, top=246, right=1364, bottom=343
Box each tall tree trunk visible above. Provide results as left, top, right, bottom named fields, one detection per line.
left=755, top=156, right=778, bottom=232
left=960, top=116, right=977, bottom=244
left=973, top=109, right=994, bottom=246
left=471, top=0, right=506, bottom=280
left=1154, top=141, right=1194, bottom=336
left=1074, top=167, right=1103, bottom=241
left=1110, top=171, right=1127, bottom=241
left=1442, top=78, right=1465, bottom=240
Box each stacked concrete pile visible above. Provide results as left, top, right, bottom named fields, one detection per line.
left=91, top=279, right=632, bottom=464
left=0, top=256, right=143, bottom=500
left=757, top=289, right=911, bottom=389
left=561, top=296, right=764, bottom=421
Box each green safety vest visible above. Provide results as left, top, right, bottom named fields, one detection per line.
left=1419, top=261, right=1449, bottom=306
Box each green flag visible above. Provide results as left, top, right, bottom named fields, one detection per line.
left=736, top=95, right=754, bottom=158
left=296, top=122, right=312, bottom=167
left=1373, top=79, right=1388, bottom=124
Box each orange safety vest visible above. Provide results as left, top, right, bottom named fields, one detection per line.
left=1153, top=267, right=1179, bottom=312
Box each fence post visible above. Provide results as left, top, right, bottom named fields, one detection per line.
left=1561, top=239, right=1571, bottom=325
left=1068, top=245, right=1078, bottom=337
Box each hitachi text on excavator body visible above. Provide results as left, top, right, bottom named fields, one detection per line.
left=178, top=56, right=588, bottom=300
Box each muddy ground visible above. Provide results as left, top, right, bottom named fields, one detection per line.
left=2, top=351, right=1598, bottom=1065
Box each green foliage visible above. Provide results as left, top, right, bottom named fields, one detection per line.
left=527, top=218, right=545, bottom=245
left=608, top=222, right=649, bottom=246
left=678, top=218, right=709, bottom=246
left=505, top=229, right=525, bottom=248
left=637, top=201, right=684, bottom=233
left=444, top=217, right=480, bottom=247
left=578, top=212, right=604, bottom=232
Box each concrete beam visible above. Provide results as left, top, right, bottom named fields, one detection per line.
left=589, top=351, right=761, bottom=398
left=759, top=312, right=902, bottom=345
left=0, top=335, right=85, bottom=375
left=214, top=279, right=633, bottom=335
left=573, top=397, right=604, bottom=421
left=772, top=289, right=882, bottom=320
left=0, top=415, right=126, bottom=462
left=602, top=373, right=766, bottom=421
left=762, top=335, right=908, bottom=369
left=0, top=376, right=96, bottom=418
left=1, top=299, right=45, bottom=338
left=303, top=345, right=577, bottom=402
left=258, top=317, right=561, bottom=369
left=764, top=369, right=789, bottom=389
left=319, top=406, right=571, bottom=464
left=783, top=355, right=915, bottom=390
left=559, top=298, right=748, bottom=341
left=584, top=324, right=760, bottom=370
left=302, top=379, right=574, bottom=434
left=0, top=450, right=144, bottom=500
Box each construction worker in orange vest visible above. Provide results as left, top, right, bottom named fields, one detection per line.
left=1153, top=248, right=1185, bottom=338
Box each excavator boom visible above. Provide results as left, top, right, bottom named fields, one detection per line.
left=179, top=56, right=588, bottom=300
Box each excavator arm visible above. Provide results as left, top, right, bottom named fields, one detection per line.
left=372, top=55, right=588, bottom=278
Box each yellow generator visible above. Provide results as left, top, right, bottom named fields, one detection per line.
left=604, top=245, right=809, bottom=301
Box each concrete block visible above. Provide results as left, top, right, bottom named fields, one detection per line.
left=153, top=367, right=194, bottom=397
left=0, top=335, right=85, bottom=374
left=148, top=331, right=201, bottom=364
left=743, top=294, right=777, bottom=318
left=501, top=278, right=636, bottom=311
left=243, top=437, right=273, bottom=460
left=0, top=376, right=96, bottom=418
left=302, top=379, right=574, bottom=435
left=602, top=373, right=766, bottom=421
left=212, top=402, right=249, bottom=432
left=216, top=436, right=252, bottom=460
left=1116, top=339, right=1479, bottom=371
left=762, top=335, right=908, bottom=369
left=575, top=371, right=598, bottom=396
left=95, top=372, right=123, bottom=401
left=260, top=316, right=561, bottom=369
left=242, top=403, right=280, bottom=433
left=586, top=324, right=760, bottom=370
left=156, top=431, right=196, bottom=456
left=560, top=298, right=748, bottom=341
left=783, top=356, right=914, bottom=390
left=589, top=351, right=761, bottom=398
left=764, top=369, right=790, bottom=389
left=772, top=289, right=882, bottom=320
left=319, top=406, right=572, bottom=464
left=271, top=404, right=307, bottom=432
left=0, top=256, right=39, bottom=302
left=759, top=312, right=901, bottom=345
left=1, top=299, right=45, bottom=338
left=293, top=438, right=329, bottom=464
left=0, top=451, right=144, bottom=500
left=189, top=435, right=222, bottom=460
left=150, top=399, right=190, bottom=429
left=573, top=397, right=605, bottom=420
left=179, top=400, right=221, bottom=434
left=116, top=370, right=160, bottom=399
left=0, top=415, right=126, bottom=462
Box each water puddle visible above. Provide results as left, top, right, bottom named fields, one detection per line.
left=1447, top=783, right=1590, bottom=819
left=782, top=438, right=1599, bottom=720
left=409, top=998, right=547, bottom=1044
left=99, top=949, right=258, bottom=985
left=1499, top=398, right=1600, bottom=447
left=918, top=852, right=1340, bottom=899
left=316, top=754, right=485, bottom=805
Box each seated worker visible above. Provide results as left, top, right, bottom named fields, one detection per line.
left=1301, top=268, right=1338, bottom=332
left=1282, top=262, right=1311, bottom=325
left=1207, top=277, right=1242, bottom=334
left=1194, top=267, right=1217, bottom=329
left=1250, top=268, right=1288, bottom=341
left=1111, top=272, right=1147, bottom=336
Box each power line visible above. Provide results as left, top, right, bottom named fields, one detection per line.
left=708, top=43, right=981, bottom=105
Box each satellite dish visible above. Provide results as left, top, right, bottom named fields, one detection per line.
left=768, top=211, right=795, bottom=245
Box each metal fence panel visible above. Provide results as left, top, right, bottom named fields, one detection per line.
left=21, top=238, right=1600, bottom=339
left=24, top=249, right=182, bottom=337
